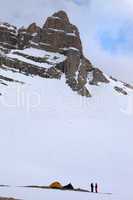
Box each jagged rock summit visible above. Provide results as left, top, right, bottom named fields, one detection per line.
left=0, top=10, right=132, bottom=97
left=41, top=10, right=83, bottom=53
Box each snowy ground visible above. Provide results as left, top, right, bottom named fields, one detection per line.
left=0, top=69, right=133, bottom=200
left=0, top=187, right=113, bottom=200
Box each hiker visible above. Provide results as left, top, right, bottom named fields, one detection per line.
left=95, top=183, right=98, bottom=193
left=91, top=183, right=94, bottom=192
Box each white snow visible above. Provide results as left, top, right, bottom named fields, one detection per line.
left=0, top=24, right=15, bottom=31
left=61, top=47, right=79, bottom=52
left=0, top=65, right=33, bottom=84
left=32, top=32, right=37, bottom=37
left=50, top=16, right=62, bottom=20
left=48, top=28, right=65, bottom=33
left=7, top=47, right=66, bottom=68
left=0, top=187, right=113, bottom=200
left=0, top=69, right=133, bottom=200
left=87, top=71, right=94, bottom=82
left=0, top=49, right=5, bottom=56
left=48, top=28, right=77, bottom=37
left=39, top=42, right=51, bottom=46
left=0, top=23, right=17, bottom=36
left=75, top=59, right=82, bottom=81
left=30, top=41, right=39, bottom=46
left=66, top=32, right=77, bottom=37
left=7, top=53, right=53, bottom=68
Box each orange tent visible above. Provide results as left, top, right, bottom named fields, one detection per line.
left=49, top=181, right=63, bottom=189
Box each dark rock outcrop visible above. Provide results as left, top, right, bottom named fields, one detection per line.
left=17, top=23, right=41, bottom=49
left=89, top=68, right=109, bottom=85
left=0, top=10, right=111, bottom=97
left=40, top=10, right=83, bottom=53
left=38, top=10, right=92, bottom=95
left=17, top=27, right=32, bottom=49
left=0, top=22, right=17, bottom=51
left=114, top=86, right=128, bottom=95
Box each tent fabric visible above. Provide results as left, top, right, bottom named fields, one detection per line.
left=49, top=181, right=63, bottom=189
left=63, top=183, right=74, bottom=190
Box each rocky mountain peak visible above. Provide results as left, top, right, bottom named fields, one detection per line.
left=0, top=10, right=130, bottom=98
left=41, top=10, right=82, bottom=54
left=52, top=10, right=70, bottom=23
left=27, top=23, right=40, bottom=35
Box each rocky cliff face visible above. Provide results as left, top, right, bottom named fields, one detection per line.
left=0, top=10, right=130, bottom=97
left=41, top=11, right=83, bottom=53
left=0, top=22, right=17, bottom=52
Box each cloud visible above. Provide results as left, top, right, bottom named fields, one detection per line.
left=0, top=0, right=133, bottom=82
left=82, top=0, right=133, bottom=82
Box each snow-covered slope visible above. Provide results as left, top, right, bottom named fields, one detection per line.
left=0, top=10, right=133, bottom=200
left=0, top=67, right=133, bottom=200
left=7, top=48, right=66, bottom=68
left=0, top=187, right=112, bottom=200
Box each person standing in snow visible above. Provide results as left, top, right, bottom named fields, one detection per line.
left=95, top=183, right=98, bottom=193
left=91, top=183, right=94, bottom=192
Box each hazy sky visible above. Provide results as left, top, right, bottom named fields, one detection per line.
left=0, top=0, right=133, bottom=82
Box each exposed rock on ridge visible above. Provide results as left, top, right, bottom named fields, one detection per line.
left=0, top=10, right=114, bottom=97
left=0, top=22, right=17, bottom=52
left=40, top=10, right=83, bottom=53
